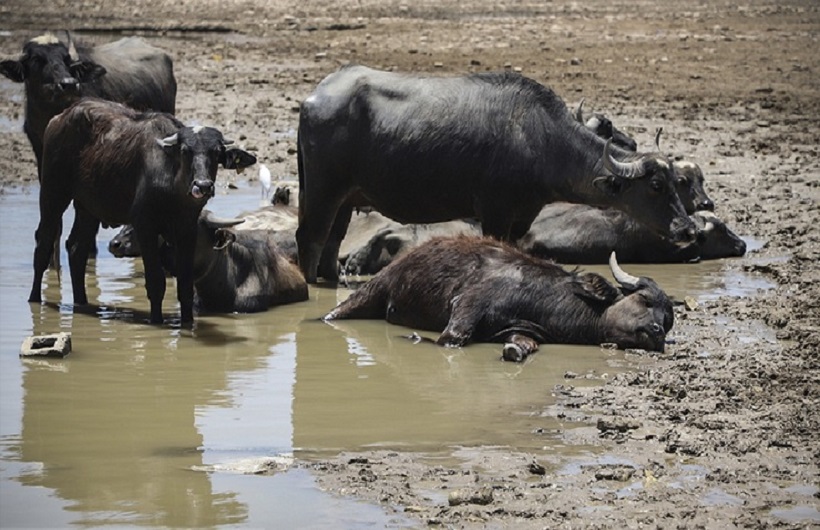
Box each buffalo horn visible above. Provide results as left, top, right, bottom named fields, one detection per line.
left=608, top=252, right=641, bottom=290
left=602, top=139, right=646, bottom=179
left=574, top=98, right=585, bottom=123
left=156, top=133, right=179, bottom=148
left=65, top=31, right=79, bottom=63
left=202, top=211, right=245, bottom=230
left=654, top=127, right=663, bottom=151
left=221, top=138, right=235, bottom=146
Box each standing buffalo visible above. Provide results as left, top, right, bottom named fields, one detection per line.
left=296, top=65, right=697, bottom=283
left=324, top=236, right=674, bottom=361
left=28, top=98, right=256, bottom=324
left=1, top=32, right=176, bottom=174
left=517, top=204, right=746, bottom=264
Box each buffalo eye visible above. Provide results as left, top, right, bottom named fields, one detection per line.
left=649, top=178, right=665, bottom=193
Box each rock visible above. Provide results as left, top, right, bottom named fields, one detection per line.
left=684, top=296, right=699, bottom=311
left=20, top=332, right=71, bottom=358
left=528, top=461, right=546, bottom=475
left=448, top=486, right=494, bottom=506
left=592, top=464, right=636, bottom=482
left=597, top=417, right=642, bottom=433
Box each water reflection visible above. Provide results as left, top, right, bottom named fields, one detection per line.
left=0, top=184, right=777, bottom=528
left=1, top=188, right=408, bottom=528
left=291, top=286, right=619, bottom=456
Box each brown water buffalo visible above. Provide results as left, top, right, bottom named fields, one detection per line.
left=517, top=204, right=746, bottom=264
left=296, top=65, right=697, bottom=283
left=324, top=236, right=674, bottom=361
left=29, top=98, right=256, bottom=324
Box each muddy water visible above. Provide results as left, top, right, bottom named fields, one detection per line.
left=0, top=183, right=767, bottom=527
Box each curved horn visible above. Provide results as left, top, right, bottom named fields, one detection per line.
left=65, top=31, right=79, bottom=63
left=202, top=210, right=245, bottom=229
left=654, top=127, right=663, bottom=151
left=574, top=98, right=585, bottom=123
left=156, top=133, right=179, bottom=148
left=609, top=252, right=641, bottom=290
left=221, top=137, right=235, bottom=146
left=602, top=139, right=646, bottom=179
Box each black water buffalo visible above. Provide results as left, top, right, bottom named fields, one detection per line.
left=109, top=201, right=300, bottom=263
left=672, top=160, right=714, bottom=213
left=517, top=204, right=746, bottom=264
left=28, top=98, right=256, bottom=324
left=1, top=32, right=176, bottom=174
left=574, top=98, right=638, bottom=152
left=341, top=212, right=479, bottom=276
left=296, top=65, right=697, bottom=283
left=324, top=236, right=673, bottom=361
left=574, top=101, right=715, bottom=214
left=169, top=210, right=308, bottom=313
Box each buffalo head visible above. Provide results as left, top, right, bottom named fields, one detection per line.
left=672, top=160, right=715, bottom=214
left=574, top=99, right=638, bottom=152
left=0, top=32, right=106, bottom=105
left=593, top=139, right=697, bottom=247
left=593, top=253, right=673, bottom=352
left=156, top=126, right=256, bottom=201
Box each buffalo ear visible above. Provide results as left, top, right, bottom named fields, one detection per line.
left=213, top=228, right=237, bottom=250
left=0, top=59, right=25, bottom=82
left=593, top=175, right=628, bottom=196
left=70, top=61, right=106, bottom=83
left=574, top=272, right=620, bottom=304
left=220, top=148, right=257, bottom=173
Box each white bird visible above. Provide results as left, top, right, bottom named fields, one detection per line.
left=258, top=164, right=272, bottom=203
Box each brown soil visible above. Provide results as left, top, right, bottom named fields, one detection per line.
left=1, top=1, right=817, bottom=528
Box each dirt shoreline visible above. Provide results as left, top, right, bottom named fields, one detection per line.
left=1, top=0, right=817, bottom=527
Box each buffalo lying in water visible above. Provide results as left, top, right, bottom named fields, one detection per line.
left=324, top=236, right=674, bottom=361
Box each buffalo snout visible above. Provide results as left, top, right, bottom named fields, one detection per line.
left=190, top=179, right=215, bottom=200
left=671, top=216, right=699, bottom=247
left=698, top=198, right=715, bottom=211
left=57, top=77, right=79, bottom=91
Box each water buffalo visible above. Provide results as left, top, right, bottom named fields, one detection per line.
left=169, top=210, right=308, bottom=313
left=296, top=65, right=697, bottom=283
left=672, top=160, right=714, bottom=213
left=28, top=98, right=256, bottom=324
left=517, top=204, right=746, bottom=264
left=574, top=101, right=715, bottom=214
left=324, top=236, right=674, bottom=361
left=1, top=32, right=176, bottom=175
left=574, top=98, right=638, bottom=152
left=341, top=213, right=480, bottom=276
left=109, top=201, right=300, bottom=263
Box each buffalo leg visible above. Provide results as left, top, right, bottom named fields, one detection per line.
left=323, top=280, right=387, bottom=320
left=296, top=186, right=348, bottom=284
left=137, top=230, right=167, bottom=324
left=436, top=295, right=487, bottom=348
left=65, top=207, right=99, bottom=306
left=317, top=201, right=354, bottom=281
left=500, top=334, right=540, bottom=362
left=29, top=196, right=71, bottom=303
left=173, top=235, right=197, bottom=324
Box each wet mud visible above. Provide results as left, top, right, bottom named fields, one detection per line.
left=0, top=0, right=818, bottom=528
